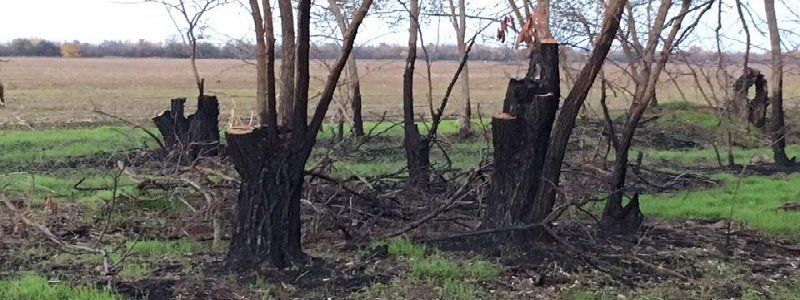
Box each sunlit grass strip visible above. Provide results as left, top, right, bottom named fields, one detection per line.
left=0, top=275, right=118, bottom=300
left=640, top=173, right=800, bottom=239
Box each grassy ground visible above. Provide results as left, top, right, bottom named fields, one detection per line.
left=2, top=104, right=800, bottom=298
left=641, top=173, right=800, bottom=240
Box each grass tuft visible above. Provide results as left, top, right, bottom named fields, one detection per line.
left=0, top=275, right=118, bottom=300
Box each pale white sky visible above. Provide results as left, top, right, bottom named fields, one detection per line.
left=0, top=0, right=793, bottom=51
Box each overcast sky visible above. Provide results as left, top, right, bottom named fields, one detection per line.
left=0, top=0, right=793, bottom=51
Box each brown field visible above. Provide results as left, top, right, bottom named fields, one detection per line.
left=1, top=56, right=799, bottom=128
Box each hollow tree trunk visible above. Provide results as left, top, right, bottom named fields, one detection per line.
left=730, top=68, right=769, bottom=129
left=224, top=127, right=305, bottom=270
left=152, top=96, right=220, bottom=159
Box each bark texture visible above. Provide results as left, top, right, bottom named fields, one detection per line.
left=764, top=0, right=793, bottom=165
left=482, top=42, right=559, bottom=232
left=152, top=96, right=221, bottom=159
left=225, top=128, right=305, bottom=269
left=402, top=0, right=431, bottom=188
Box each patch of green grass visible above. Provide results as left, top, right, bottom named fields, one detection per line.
left=441, top=278, right=480, bottom=300
left=364, top=238, right=499, bottom=299
left=383, top=237, right=427, bottom=259
left=410, top=255, right=461, bottom=280
left=641, top=145, right=800, bottom=166
left=119, top=262, right=150, bottom=279
left=641, top=173, right=800, bottom=239
left=0, top=171, right=137, bottom=206
left=0, top=126, right=153, bottom=168
left=0, top=275, right=118, bottom=300
left=656, top=102, right=720, bottom=130
left=127, top=240, right=203, bottom=257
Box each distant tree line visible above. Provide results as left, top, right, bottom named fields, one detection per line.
left=0, top=37, right=536, bottom=61
left=0, top=38, right=788, bottom=64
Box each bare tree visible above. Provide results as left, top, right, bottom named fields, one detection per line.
left=764, top=0, right=794, bottom=165
left=225, top=0, right=374, bottom=270
left=327, top=0, right=366, bottom=137
left=148, top=0, right=229, bottom=96
left=599, top=0, right=713, bottom=234
left=402, top=0, right=430, bottom=188
left=147, top=0, right=228, bottom=159
left=447, top=0, right=472, bottom=138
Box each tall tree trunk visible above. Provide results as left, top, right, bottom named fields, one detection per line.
left=601, top=0, right=699, bottom=235
left=451, top=0, right=472, bottom=138
left=402, top=0, right=431, bottom=188
left=328, top=0, right=366, bottom=137
left=765, top=0, right=793, bottom=165
left=278, top=0, right=296, bottom=126
left=529, top=0, right=628, bottom=224
left=225, top=0, right=373, bottom=271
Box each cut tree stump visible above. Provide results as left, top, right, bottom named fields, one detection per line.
left=482, top=42, right=560, bottom=238
left=482, top=83, right=558, bottom=235
left=224, top=127, right=306, bottom=270
left=152, top=95, right=220, bottom=160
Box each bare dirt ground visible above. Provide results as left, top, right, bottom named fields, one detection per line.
left=2, top=57, right=797, bottom=128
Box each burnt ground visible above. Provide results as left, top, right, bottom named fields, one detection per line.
left=2, top=106, right=800, bottom=299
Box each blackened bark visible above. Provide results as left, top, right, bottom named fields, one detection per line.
left=531, top=0, right=627, bottom=226
left=187, top=95, right=220, bottom=157
left=482, top=88, right=558, bottom=232
left=152, top=96, right=220, bottom=159
left=402, top=0, right=429, bottom=188
left=153, top=98, right=190, bottom=150
left=599, top=193, right=643, bottom=236
left=351, top=80, right=365, bottom=136
left=225, top=127, right=305, bottom=270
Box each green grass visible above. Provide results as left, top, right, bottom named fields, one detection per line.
left=0, top=275, right=118, bottom=300
left=365, top=238, right=501, bottom=299
left=127, top=240, right=203, bottom=256
left=0, top=126, right=153, bottom=168
left=119, top=262, right=150, bottom=279
left=641, top=145, right=800, bottom=166
left=655, top=102, right=720, bottom=130
left=640, top=173, right=800, bottom=239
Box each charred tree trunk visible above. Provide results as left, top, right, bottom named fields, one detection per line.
left=152, top=96, right=220, bottom=159
left=351, top=72, right=365, bottom=137
left=482, top=89, right=558, bottom=233
left=153, top=98, right=190, bottom=150
left=482, top=42, right=559, bottom=233
left=402, top=0, right=430, bottom=188
left=225, top=127, right=305, bottom=270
